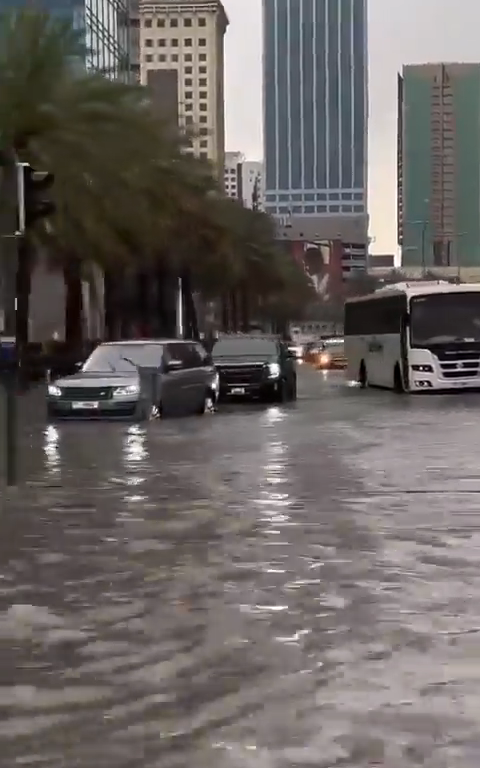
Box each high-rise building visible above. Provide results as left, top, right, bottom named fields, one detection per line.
left=224, top=152, right=264, bottom=210
left=263, top=0, right=368, bottom=243
left=138, top=0, right=228, bottom=168
left=1, top=0, right=132, bottom=80
left=398, top=63, right=480, bottom=269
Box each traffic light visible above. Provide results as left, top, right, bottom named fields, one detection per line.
left=23, top=165, right=55, bottom=228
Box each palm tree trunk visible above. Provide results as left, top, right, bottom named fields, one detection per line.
left=230, top=290, right=238, bottom=332
left=240, top=284, right=250, bottom=332
left=63, top=257, right=83, bottom=348
left=182, top=269, right=199, bottom=340
left=16, top=238, right=33, bottom=349
left=221, top=293, right=229, bottom=331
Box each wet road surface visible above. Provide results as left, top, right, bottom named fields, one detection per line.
left=2, top=368, right=480, bottom=765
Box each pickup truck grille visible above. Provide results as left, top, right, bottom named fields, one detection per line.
left=218, top=364, right=265, bottom=385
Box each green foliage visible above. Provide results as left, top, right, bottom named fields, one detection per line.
left=0, top=9, right=312, bottom=323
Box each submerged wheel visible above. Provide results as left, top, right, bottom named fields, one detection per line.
left=196, top=389, right=216, bottom=415
left=393, top=364, right=404, bottom=394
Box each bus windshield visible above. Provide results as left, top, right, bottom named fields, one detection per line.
left=410, top=293, right=480, bottom=346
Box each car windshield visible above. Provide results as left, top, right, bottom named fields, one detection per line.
left=213, top=338, right=277, bottom=357
left=410, top=293, right=480, bottom=346
left=82, top=343, right=164, bottom=372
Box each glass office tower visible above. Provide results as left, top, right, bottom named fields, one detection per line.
left=1, top=0, right=131, bottom=80
left=263, top=0, right=368, bottom=221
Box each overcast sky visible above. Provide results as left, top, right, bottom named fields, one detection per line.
left=222, top=0, right=480, bottom=254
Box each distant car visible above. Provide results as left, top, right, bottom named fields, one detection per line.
left=303, top=341, right=323, bottom=364
left=315, top=338, right=346, bottom=370
left=287, top=342, right=304, bottom=360
left=46, top=339, right=219, bottom=420
left=212, top=335, right=297, bottom=402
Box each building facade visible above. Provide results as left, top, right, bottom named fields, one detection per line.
left=399, top=63, right=480, bottom=269
left=137, top=0, right=228, bottom=168
left=263, top=0, right=368, bottom=242
left=1, top=0, right=132, bottom=80
left=224, top=152, right=264, bottom=209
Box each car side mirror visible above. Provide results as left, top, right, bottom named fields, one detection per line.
left=166, top=359, right=183, bottom=372
left=74, top=361, right=83, bottom=370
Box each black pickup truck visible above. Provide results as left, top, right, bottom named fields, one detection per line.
left=212, top=335, right=297, bottom=403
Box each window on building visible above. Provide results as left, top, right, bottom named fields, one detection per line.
left=199, top=127, right=208, bottom=135
left=185, top=116, right=193, bottom=124
left=184, top=77, right=192, bottom=86
left=158, top=54, right=166, bottom=61
left=145, top=38, right=153, bottom=47
left=200, top=140, right=208, bottom=148
left=170, top=17, right=178, bottom=26
left=199, top=116, right=207, bottom=123
left=185, top=65, right=193, bottom=73
left=199, top=103, right=207, bottom=111
left=145, top=54, right=153, bottom=61
left=198, top=17, right=206, bottom=26
left=171, top=54, right=178, bottom=62
left=199, top=65, right=207, bottom=73
left=199, top=77, right=207, bottom=86
left=171, top=38, right=178, bottom=47
left=157, top=39, right=165, bottom=47
left=185, top=103, right=193, bottom=111
left=199, top=38, right=206, bottom=46
left=199, top=90, right=207, bottom=99
left=185, top=91, right=193, bottom=99
left=144, top=18, right=152, bottom=27
left=199, top=53, right=207, bottom=61
left=185, top=38, right=192, bottom=46
left=184, top=17, right=192, bottom=26
left=185, top=53, right=192, bottom=61
left=157, top=18, right=165, bottom=27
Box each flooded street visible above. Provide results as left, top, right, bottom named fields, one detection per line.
left=2, top=367, right=480, bottom=765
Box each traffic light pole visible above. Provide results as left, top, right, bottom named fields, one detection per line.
left=0, top=153, right=20, bottom=487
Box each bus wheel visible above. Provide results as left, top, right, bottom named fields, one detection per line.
left=393, top=364, right=404, bottom=393
left=359, top=361, right=367, bottom=388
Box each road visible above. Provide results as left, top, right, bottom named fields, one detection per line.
left=1, top=367, right=480, bottom=766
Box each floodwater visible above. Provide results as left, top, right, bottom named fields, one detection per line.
left=2, top=368, right=480, bottom=766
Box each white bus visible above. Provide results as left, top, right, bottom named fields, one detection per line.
left=344, top=281, right=480, bottom=392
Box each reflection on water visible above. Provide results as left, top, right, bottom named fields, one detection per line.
left=43, top=424, right=61, bottom=477
left=3, top=371, right=480, bottom=765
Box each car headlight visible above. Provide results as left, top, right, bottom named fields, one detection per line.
left=320, top=354, right=330, bottom=365
left=48, top=384, right=62, bottom=397
left=267, top=362, right=281, bottom=377
left=112, top=384, right=140, bottom=397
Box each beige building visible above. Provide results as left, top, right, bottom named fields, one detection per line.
left=138, top=0, right=228, bottom=169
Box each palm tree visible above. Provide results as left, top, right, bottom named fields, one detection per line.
left=0, top=10, right=171, bottom=345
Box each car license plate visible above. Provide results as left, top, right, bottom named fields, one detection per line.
left=71, top=401, right=99, bottom=409
left=230, top=387, right=245, bottom=395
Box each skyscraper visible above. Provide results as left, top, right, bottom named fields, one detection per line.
left=398, top=63, right=480, bottom=270
left=263, top=0, right=368, bottom=243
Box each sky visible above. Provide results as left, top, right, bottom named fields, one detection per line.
left=222, top=0, right=480, bottom=254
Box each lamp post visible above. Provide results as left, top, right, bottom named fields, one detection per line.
left=0, top=151, right=20, bottom=487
